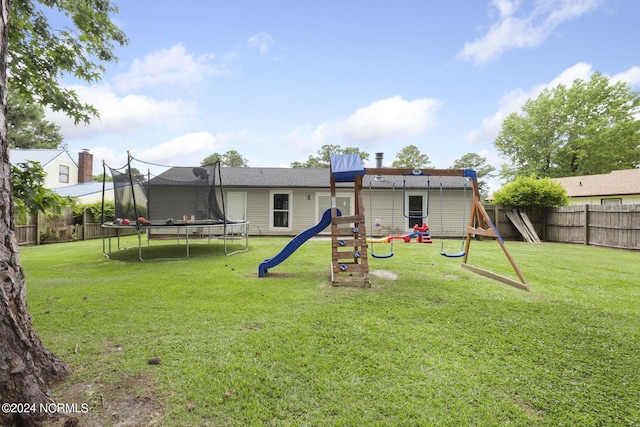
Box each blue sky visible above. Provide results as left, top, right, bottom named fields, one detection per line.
left=48, top=0, right=640, bottom=189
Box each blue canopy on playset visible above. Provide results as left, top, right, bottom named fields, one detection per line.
left=330, top=154, right=365, bottom=181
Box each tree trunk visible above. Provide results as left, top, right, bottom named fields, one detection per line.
left=0, top=1, right=72, bottom=426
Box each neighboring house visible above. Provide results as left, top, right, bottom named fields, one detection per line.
left=10, top=148, right=111, bottom=203
left=10, top=148, right=81, bottom=188
left=551, top=169, right=640, bottom=205
left=143, top=166, right=473, bottom=237
left=54, top=181, right=112, bottom=204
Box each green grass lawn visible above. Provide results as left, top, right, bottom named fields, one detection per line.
left=21, top=235, right=640, bottom=426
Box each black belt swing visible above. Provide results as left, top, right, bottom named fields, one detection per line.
left=402, top=178, right=431, bottom=224
left=439, top=182, right=467, bottom=258
left=368, top=181, right=396, bottom=259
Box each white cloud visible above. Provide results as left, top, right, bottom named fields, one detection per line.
left=338, top=96, right=441, bottom=143
left=611, top=66, right=640, bottom=86
left=459, top=0, right=604, bottom=65
left=90, top=146, right=127, bottom=171
left=247, top=32, right=274, bottom=54
left=466, top=62, right=640, bottom=145
left=131, top=132, right=222, bottom=166
left=283, top=96, right=441, bottom=154
left=47, top=84, right=192, bottom=139
left=466, top=62, right=595, bottom=144
left=282, top=124, right=332, bottom=155
left=492, top=0, right=520, bottom=18
left=113, top=43, right=224, bottom=92
left=91, top=131, right=243, bottom=172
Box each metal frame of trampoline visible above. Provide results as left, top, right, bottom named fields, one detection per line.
left=102, top=221, right=249, bottom=261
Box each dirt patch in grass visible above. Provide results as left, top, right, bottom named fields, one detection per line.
left=44, top=374, right=164, bottom=427
left=370, top=270, right=398, bottom=280
left=249, top=271, right=296, bottom=278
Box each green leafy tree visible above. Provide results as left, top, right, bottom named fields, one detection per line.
left=492, top=176, right=569, bottom=208
left=7, top=84, right=64, bottom=149
left=93, top=172, right=113, bottom=182
left=8, top=0, right=128, bottom=124
left=202, top=152, right=222, bottom=165
left=391, top=145, right=431, bottom=168
left=291, top=144, right=369, bottom=167
left=1, top=1, right=127, bottom=425
left=202, top=150, right=248, bottom=167
left=451, top=152, right=496, bottom=198
left=495, top=72, right=640, bottom=180
left=222, top=150, right=248, bottom=167
left=128, top=167, right=146, bottom=182
left=11, top=161, right=73, bottom=220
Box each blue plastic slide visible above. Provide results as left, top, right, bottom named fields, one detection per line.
left=258, top=208, right=341, bottom=277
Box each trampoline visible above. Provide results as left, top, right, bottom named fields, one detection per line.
left=101, top=153, right=249, bottom=261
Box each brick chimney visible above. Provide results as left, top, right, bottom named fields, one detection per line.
left=78, top=149, right=93, bottom=183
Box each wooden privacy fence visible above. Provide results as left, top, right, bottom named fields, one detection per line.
left=546, top=204, right=640, bottom=250
left=15, top=208, right=133, bottom=246
left=14, top=204, right=640, bottom=251
left=485, top=205, right=545, bottom=242
left=486, top=204, right=640, bottom=251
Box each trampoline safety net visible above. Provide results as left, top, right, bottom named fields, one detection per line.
left=103, top=154, right=232, bottom=225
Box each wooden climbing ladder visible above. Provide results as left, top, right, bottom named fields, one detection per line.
left=329, top=156, right=370, bottom=287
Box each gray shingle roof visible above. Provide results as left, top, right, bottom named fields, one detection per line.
left=53, top=181, right=104, bottom=198
left=150, top=166, right=472, bottom=189
left=551, top=169, right=640, bottom=197
left=9, top=149, right=75, bottom=167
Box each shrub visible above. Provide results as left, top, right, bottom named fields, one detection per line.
left=492, top=176, right=568, bottom=208
left=73, top=201, right=115, bottom=223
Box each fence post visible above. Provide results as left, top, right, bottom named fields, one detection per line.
left=82, top=208, right=87, bottom=241
left=36, top=211, right=41, bottom=245
left=584, top=204, right=590, bottom=246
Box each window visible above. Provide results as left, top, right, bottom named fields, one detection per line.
left=601, top=198, right=622, bottom=205
left=270, top=191, right=292, bottom=230
left=317, top=194, right=352, bottom=219
left=59, top=165, right=69, bottom=183
left=313, top=193, right=353, bottom=234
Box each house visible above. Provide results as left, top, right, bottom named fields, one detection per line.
left=10, top=148, right=112, bottom=203
left=551, top=169, right=640, bottom=205
left=143, top=166, right=473, bottom=237
left=54, top=181, right=110, bottom=204
left=10, top=148, right=87, bottom=188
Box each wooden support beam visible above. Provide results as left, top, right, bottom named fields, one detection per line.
left=461, top=264, right=531, bottom=292
left=462, top=179, right=530, bottom=291
left=332, top=215, right=365, bottom=225
left=467, top=226, right=498, bottom=238
left=365, top=168, right=468, bottom=177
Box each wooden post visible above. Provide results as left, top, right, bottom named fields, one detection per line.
left=82, top=208, right=88, bottom=241
left=584, top=204, right=590, bottom=246
left=36, top=211, right=41, bottom=245
left=462, top=178, right=530, bottom=291
left=541, top=207, right=546, bottom=242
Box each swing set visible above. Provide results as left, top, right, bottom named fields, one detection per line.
left=362, top=165, right=530, bottom=292
left=368, top=181, right=396, bottom=259
left=368, top=177, right=468, bottom=258
left=438, top=182, right=467, bottom=258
